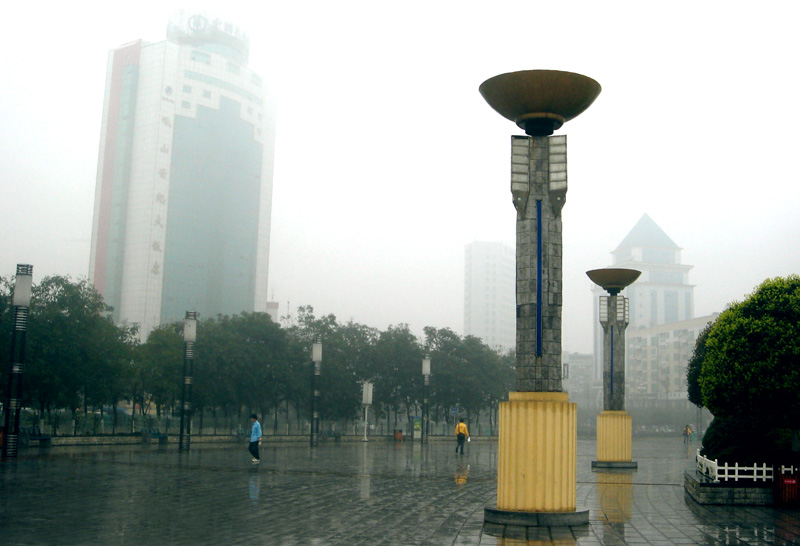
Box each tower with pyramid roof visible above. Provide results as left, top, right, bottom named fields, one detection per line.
left=592, top=214, right=695, bottom=380
left=611, top=213, right=694, bottom=330
left=590, top=214, right=717, bottom=420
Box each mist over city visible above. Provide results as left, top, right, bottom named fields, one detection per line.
left=3, top=3, right=800, bottom=544
left=1, top=2, right=798, bottom=354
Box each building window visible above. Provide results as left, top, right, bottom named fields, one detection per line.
left=684, top=292, right=693, bottom=320
left=650, top=291, right=658, bottom=326
left=651, top=271, right=683, bottom=284
left=181, top=101, right=191, bottom=109
left=184, top=70, right=263, bottom=106
left=191, top=50, right=211, bottom=64
left=664, top=291, right=679, bottom=323
left=227, top=62, right=240, bottom=75
left=183, top=85, right=192, bottom=93
left=643, top=248, right=675, bottom=265
left=203, top=90, right=211, bottom=98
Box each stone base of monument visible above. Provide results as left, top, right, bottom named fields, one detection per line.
left=484, top=505, right=590, bottom=527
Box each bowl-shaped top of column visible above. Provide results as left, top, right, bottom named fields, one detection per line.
left=479, top=70, right=601, bottom=136
left=587, top=268, right=641, bottom=296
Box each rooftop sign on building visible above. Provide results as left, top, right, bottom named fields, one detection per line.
left=167, top=11, right=250, bottom=64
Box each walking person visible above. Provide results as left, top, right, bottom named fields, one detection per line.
left=455, top=418, right=469, bottom=454
left=249, top=414, right=262, bottom=463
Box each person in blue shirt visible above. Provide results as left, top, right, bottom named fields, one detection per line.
left=249, top=414, right=262, bottom=463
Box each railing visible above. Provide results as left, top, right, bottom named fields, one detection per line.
left=696, top=450, right=798, bottom=483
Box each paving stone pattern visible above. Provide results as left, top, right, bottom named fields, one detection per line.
left=1, top=437, right=799, bottom=545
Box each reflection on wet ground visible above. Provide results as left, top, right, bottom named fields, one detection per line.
left=0, top=437, right=798, bottom=545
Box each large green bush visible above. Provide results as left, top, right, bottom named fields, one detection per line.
left=699, top=275, right=800, bottom=463
left=703, top=414, right=793, bottom=465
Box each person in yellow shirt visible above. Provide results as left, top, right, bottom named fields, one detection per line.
left=455, top=418, right=469, bottom=454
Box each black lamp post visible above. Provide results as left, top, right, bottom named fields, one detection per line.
left=2, top=264, right=33, bottom=460
left=422, top=355, right=431, bottom=444
left=179, top=311, right=197, bottom=450
left=310, top=338, right=322, bottom=447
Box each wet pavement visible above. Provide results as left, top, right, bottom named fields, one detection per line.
left=1, top=436, right=798, bottom=545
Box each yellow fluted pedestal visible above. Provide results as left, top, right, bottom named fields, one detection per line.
left=484, top=392, right=588, bottom=527
left=592, top=410, right=638, bottom=469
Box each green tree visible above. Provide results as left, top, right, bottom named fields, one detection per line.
left=195, top=316, right=241, bottom=431
left=89, top=316, right=138, bottom=433
left=374, top=324, right=423, bottom=430
left=321, top=320, right=378, bottom=425
left=424, top=326, right=464, bottom=421
left=0, top=275, right=136, bottom=433
left=282, top=307, right=370, bottom=430
left=229, top=312, right=288, bottom=426
left=26, top=277, right=132, bottom=416
left=699, top=275, right=800, bottom=462
left=686, top=322, right=713, bottom=407
left=281, top=323, right=313, bottom=433
left=136, top=323, right=183, bottom=418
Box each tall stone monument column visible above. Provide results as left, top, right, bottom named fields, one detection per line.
left=480, top=70, right=601, bottom=528
left=588, top=268, right=640, bottom=469
left=513, top=134, right=567, bottom=393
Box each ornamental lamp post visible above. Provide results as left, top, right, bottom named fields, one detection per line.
left=2, top=264, right=33, bottom=460
left=479, top=70, right=601, bottom=529
left=361, top=381, right=373, bottom=442
left=310, top=338, right=322, bottom=447
left=422, top=355, right=431, bottom=445
left=587, top=268, right=640, bottom=469
left=179, top=311, right=197, bottom=450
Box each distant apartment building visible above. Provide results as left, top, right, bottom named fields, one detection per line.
left=464, top=242, right=515, bottom=352
left=591, top=214, right=705, bottom=407
left=626, top=314, right=718, bottom=408
left=88, top=12, right=276, bottom=340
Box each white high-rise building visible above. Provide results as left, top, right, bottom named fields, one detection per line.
left=89, top=12, right=276, bottom=340
left=464, top=242, right=515, bottom=352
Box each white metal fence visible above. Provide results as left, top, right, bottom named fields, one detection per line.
left=696, top=450, right=798, bottom=483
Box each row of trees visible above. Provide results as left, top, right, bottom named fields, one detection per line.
left=687, top=275, right=800, bottom=463
left=1, top=275, right=515, bottom=435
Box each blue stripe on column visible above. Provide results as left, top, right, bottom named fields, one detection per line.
left=610, top=323, right=614, bottom=395
left=536, top=199, right=542, bottom=357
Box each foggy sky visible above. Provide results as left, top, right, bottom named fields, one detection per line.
left=1, top=2, right=799, bottom=354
